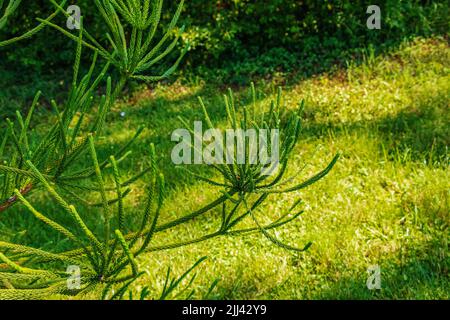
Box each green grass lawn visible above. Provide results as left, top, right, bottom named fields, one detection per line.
left=1, top=36, right=448, bottom=299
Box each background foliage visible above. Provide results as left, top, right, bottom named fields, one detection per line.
left=1, top=0, right=448, bottom=83
left=0, top=1, right=448, bottom=115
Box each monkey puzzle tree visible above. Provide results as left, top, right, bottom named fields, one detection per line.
left=0, top=0, right=338, bottom=300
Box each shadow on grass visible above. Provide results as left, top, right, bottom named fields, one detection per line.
left=309, top=235, right=449, bottom=300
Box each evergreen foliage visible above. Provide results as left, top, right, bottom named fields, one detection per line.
left=0, top=0, right=67, bottom=47
left=0, top=0, right=21, bottom=30
left=41, top=0, right=188, bottom=84
left=0, top=24, right=144, bottom=214
left=0, top=1, right=338, bottom=299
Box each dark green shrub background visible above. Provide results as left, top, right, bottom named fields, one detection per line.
left=0, top=0, right=448, bottom=84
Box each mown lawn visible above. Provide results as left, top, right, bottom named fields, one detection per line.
left=1, top=36, right=448, bottom=299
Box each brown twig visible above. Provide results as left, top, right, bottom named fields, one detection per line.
left=0, top=183, right=33, bottom=213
